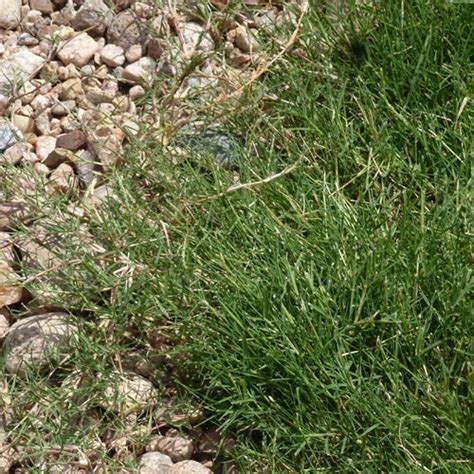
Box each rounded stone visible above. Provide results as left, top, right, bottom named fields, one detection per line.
left=3, top=312, right=78, bottom=376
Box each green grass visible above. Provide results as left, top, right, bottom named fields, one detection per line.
left=6, top=0, right=473, bottom=471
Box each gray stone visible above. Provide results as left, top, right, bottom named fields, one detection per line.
left=138, top=452, right=173, bottom=474
left=172, top=460, right=212, bottom=474
left=0, top=0, right=21, bottom=29
left=180, top=22, right=214, bottom=54
left=0, top=122, right=19, bottom=152
left=107, top=11, right=147, bottom=50
left=100, top=44, right=125, bottom=67
left=71, top=0, right=113, bottom=37
left=0, top=49, right=44, bottom=95
left=179, top=128, right=241, bottom=169
left=3, top=313, right=78, bottom=376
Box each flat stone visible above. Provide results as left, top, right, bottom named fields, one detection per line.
left=58, top=33, right=100, bottom=67
left=12, top=114, right=35, bottom=134
left=3, top=313, right=78, bottom=376
left=0, top=0, right=21, bottom=29
left=56, top=130, right=86, bottom=150
left=0, top=49, right=44, bottom=94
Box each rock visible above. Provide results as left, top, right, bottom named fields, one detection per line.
left=138, top=452, right=173, bottom=474
left=58, top=33, right=100, bottom=67
left=0, top=49, right=45, bottom=94
left=30, top=0, right=55, bottom=14
left=146, top=38, right=164, bottom=60
left=74, top=149, right=96, bottom=187
left=146, top=436, right=194, bottom=463
left=47, top=163, right=77, bottom=194
left=0, top=202, right=27, bottom=231
left=0, top=310, right=9, bottom=341
left=0, top=259, right=22, bottom=309
left=51, top=100, right=76, bottom=117
left=172, top=461, right=212, bottom=474
left=1, top=143, right=25, bottom=165
left=0, top=0, right=21, bottom=29
left=12, top=114, right=35, bottom=134
left=99, top=372, right=158, bottom=415
left=59, top=78, right=84, bottom=101
left=180, top=128, right=241, bottom=169
left=125, top=44, right=143, bottom=63
left=0, top=122, right=19, bottom=152
left=180, top=22, right=214, bottom=54
left=56, top=130, right=86, bottom=150
left=36, top=136, right=57, bottom=161
left=0, top=233, right=22, bottom=309
left=230, top=26, right=260, bottom=53
left=0, top=444, right=15, bottom=473
left=107, top=11, right=147, bottom=50
left=71, top=0, right=113, bottom=37
left=87, top=124, right=124, bottom=169
left=3, top=312, right=78, bottom=376
left=100, top=44, right=125, bottom=67
left=121, top=57, right=155, bottom=84
left=43, top=147, right=77, bottom=168
left=35, top=110, right=51, bottom=135
left=129, top=84, right=145, bottom=100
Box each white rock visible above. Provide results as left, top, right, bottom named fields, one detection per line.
left=138, top=452, right=173, bottom=474
left=0, top=49, right=44, bottom=94
left=100, top=372, right=158, bottom=415
left=146, top=436, right=194, bottom=463
left=172, top=460, right=212, bottom=474
left=180, top=22, right=214, bottom=54
left=35, top=136, right=57, bottom=161
left=0, top=0, right=21, bottom=29
left=100, top=44, right=125, bottom=67
left=121, top=57, right=155, bottom=84
left=58, top=33, right=100, bottom=67
left=3, top=313, right=78, bottom=376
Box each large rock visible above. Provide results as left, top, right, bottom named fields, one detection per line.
left=107, top=10, right=147, bottom=50
left=0, top=49, right=44, bottom=95
left=3, top=312, right=78, bottom=376
left=0, top=0, right=21, bottom=29
left=71, top=0, right=113, bottom=37
left=138, top=452, right=173, bottom=474
left=58, top=33, right=100, bottom=67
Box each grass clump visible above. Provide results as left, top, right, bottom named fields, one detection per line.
left=9, top=0, right=472, bottom=471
